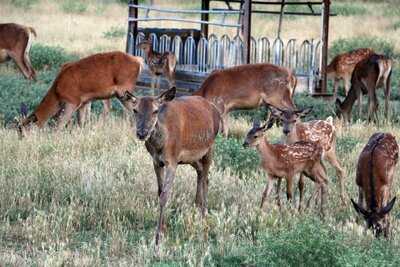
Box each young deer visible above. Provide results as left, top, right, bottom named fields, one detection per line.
left=351, top=132, right=398, bottom=238
left=327, top=48, right=374, bottom=99
left=125, top=87, right=220, bottom=248
left=193, top=63, right=297, bottom=137
left=137, top=39, right=177, bottom=89
left=336, top=54, right=392, bottom=123
left=270, top=107, right=346, bottom=203
left=243, top=119, right=329, bottom=214
left=0, top=23, right=37, bottom=80
left=18, top=51, right=143, bottom=137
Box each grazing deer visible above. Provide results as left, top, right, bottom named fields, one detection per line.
left=335, top=54, right=392, bottom=123
left=327, top=48, right=374, bottom=99
left=243, top=118, right=329, bottom=215
left=18, top=51, right=143, bottom=137
left=0, top=23, right=37, bottom=80
left=269, top=107, right=346, bottom=204
left=125, top=87, right=220, bottom=248
left=137, top=39, right=177, bottom=89
left=351, top=132, right=398, bottom=238
left=193, top=63, right=297, bottom=137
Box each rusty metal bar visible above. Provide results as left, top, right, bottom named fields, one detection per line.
left=242, top=0, right=252, bottom=64
left=319, top=0, right=330, bottom=94
left=128, top=17, right=241, bottom=28
left=211, top=0, right=323, bottom=5
left=201, top=0, right=210, bottom=37
left=126, top=0, right=138, bottom=52
left=128, top=3, right=241, bottom=14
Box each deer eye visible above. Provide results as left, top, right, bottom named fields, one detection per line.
left=153, top=109, right=159, bottom=115
left=133, top=109, right=138, bottom=114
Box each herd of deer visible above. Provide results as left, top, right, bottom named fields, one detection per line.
left=1, top=23, right=398, bottom=248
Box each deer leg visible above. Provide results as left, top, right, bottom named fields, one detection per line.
left=324, top=149, right=345, bottom=204
left=221, top=113, right=229, bottom=138
left=9, top=52, right=31, bottom=80
left=56, top=102, right=79, bottom=131
left=344, top=76, right=351, bottom=96
left=384, top=74, right=391, bottom=120
left=275, top=178, right=282, bottom=208
left=153, top=161, right=165, bottom=197
left=200, top=150, right=212, bottom=217
left=102, top=99, right=111, bottom=118
left=260, top=176, right=274, bottom=210
left=191, top=161, right=204, bottom=208
left=333, top=78, right=339, bottom=100
left=298, top=173, right=305, bottom=212
left=312, top=163, right=329, bottom=217
left=286, top=175, right=294, bottom=208
left=23, top=50, right=36, bottom=81
left=155, top=164, right=177, bottom=248
left=77, top=102, right=89, bottom=127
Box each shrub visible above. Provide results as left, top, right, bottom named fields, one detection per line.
left=294, top=93, right=335, bottom=120
left=11, top=0, right=38, bottom=9
left=331, top=2, right=367, bottom=16
left=30, top=43, right=78, bottom=71
left=103, top=26, right=126, bottom=39
left=329, top=37, right=395, bottom=59
left=60, top=0, right=88, bottom=14
left=214, top=136, right=260, bottom=178
left=393, top=21, right=400, bottom=30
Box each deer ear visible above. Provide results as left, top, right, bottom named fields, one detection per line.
left=270, top=106, right=283, bottom=118
left=253, top=119, right=260, bottom=129
left=260, top=118, right=274, bottom=132
left=335, top=99, right=342, bottom=109
left=296, top=107, right=313, bottom=117
left=158, top=87, right=176, bottom=103
left=379, top=197, right=396, bottom=217
left=124, top=91, right=137, bottom=104
left=351, top=198, right=370, bottom=217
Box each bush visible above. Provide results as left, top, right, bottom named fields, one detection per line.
left=103, top=26, right=126, bottom=39
left=294, top=93, right=335, bottom=120
left=30, top=43, right=78, bottom=71
left=331, top=2, right=367, bottom=16
left=60, top=0, right=88, bottom=14
left=11, top=0, right=38, bottom=9
left=214, top=136, right=260, bottom=178
left=393, top=21, right=400, bottom=30
left=329, top=37, right=395, bottom=59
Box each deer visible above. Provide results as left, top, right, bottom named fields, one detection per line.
left=351, top=132, right=398, bottom=238
left=327, top=48, right=375, bottom=99
left=18, top=51, right=143, bottom=137
left=269, top=107, right=346, bottom=204
left=335, top=54, right=392, bottom=123
left=0, top=23, right=37, bottom=80
left=124, top=87, right=221, bottom=249
left=137, top=39, right=177, bottom=90
left=193, top=63, right=297, bottom=137
left=243, top=117, right=329, bottom=215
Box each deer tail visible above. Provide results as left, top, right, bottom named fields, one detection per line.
left=325, top=116, right=334, bottom=126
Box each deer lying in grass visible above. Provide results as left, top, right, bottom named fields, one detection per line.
left=336, top=54, right=392, bottom=123
left=270, top=107, right=346, bottom=204
left=193, top=63, right=297, bottom=137
left=327, top=48, right=374, bottom=99
left=137, top=39, right=177, bottom=89
left=18, top=51, right=143, bottom=137
left=351, top=132, right=398, bottom=238
left=243, top=118, right=329, bottom=214
left=0, top=23, right=37, bottom=80
left=125, top=87, right=220, bottom=248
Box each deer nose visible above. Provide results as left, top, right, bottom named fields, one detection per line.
left=283, top=129, right=290, bottom=135
left=136, top=131, right=147, bottom=140
left=243, top=141, right=249, bottom=148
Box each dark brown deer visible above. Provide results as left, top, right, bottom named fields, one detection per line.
left=137, top=39, right=176, bottom=89
left=193, top=63, right=297, bottom=137
left=327, top=48, right=375, bottom=99
left=125, top=87, right=220, bottom=248
left=243, top=118, right=329, bottom=214
left=270, top=107, right=346, bottom=203
left=351, top=132, right=398, bottom=238
left=0, top=23, right=37, bottom=80
left=335, top=54, right=392, bottom=123
left=18, top=51, right=143, bottom=137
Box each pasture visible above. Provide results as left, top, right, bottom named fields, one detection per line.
left=1, top=0, right=400, bottom=266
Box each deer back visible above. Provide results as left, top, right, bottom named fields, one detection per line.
left=328, top=48, right=375, bottom=79
left=292, top=119, right=335, bottom=152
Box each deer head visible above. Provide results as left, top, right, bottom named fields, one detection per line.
left=126, top=87, right=176, bottom=141
left=270, top=106, right=313, bottom=136
left=351, top=197, right=396, bottom=238
left=137, top=39, right=153, bottom=54
left=243, top=118, right=274, bottom=148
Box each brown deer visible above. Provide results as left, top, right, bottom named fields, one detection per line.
left=243, top=118, right=329, bottom=215
left=351, top=132, right=398, bottom=238
left=269, top=107, right=346, bottom=204
left=335, top=54, right=392, bottom=123
left=124, top=87, right=220, bottom=248
left=18, top=51, right=143, bottom=137
left=327, top=48, right=374, bottom=99
left=0, top=23, right=37, bottom=80
left=137, top=39, right=177, bottom=89
left=193, top=63, right=297, bottom=137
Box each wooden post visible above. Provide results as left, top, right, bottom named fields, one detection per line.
left=319, top=0, right=330, bottom=94
left=126, top=0, right=139, bottom=52
left=243, top=0, right=252, bottom=64
left=201, top=0, right=210, bottom=38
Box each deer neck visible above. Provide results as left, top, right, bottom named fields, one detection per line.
left=256, top=137, right=277, bottom=163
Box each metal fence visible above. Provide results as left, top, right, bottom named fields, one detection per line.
left=127, top=32, right=321, bottom=80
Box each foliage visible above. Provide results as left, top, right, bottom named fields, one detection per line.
left=60, top=0, right=88, bottom=14
left=30, top=43, right=78, bottom=71
left=10, top=0, right=38, bottom=9
left=331, top=2, right=367, bottom=16
left=384, top=6, right=400, bottom=17
left=394, top=21, right=400, bottom=30
left=214, top=136, right=260, bottom=178
left=103, top=26, right=126, bottom=39
left=329, top=37, right=395, bottom=59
